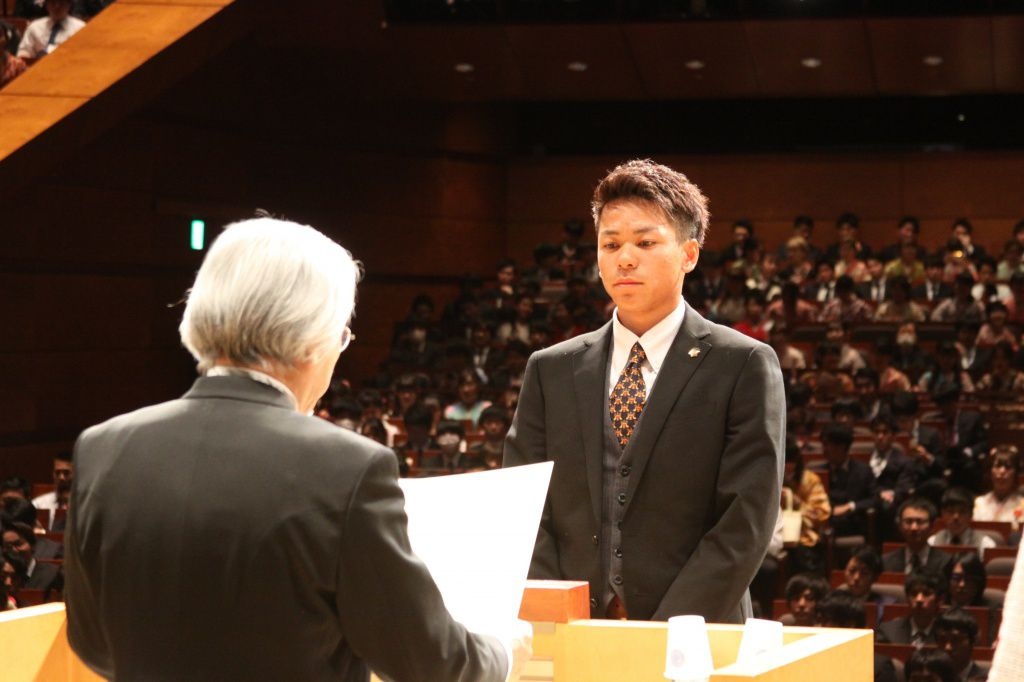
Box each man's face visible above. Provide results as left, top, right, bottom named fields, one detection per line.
left=953, top=224, right=972, bottom=246
left=844, top=558, right=874, bottom=598
left=899, top=507, right=933, bottom=548
left=788, top=588, right=817, bottom=626
left=926, top=264, right=943, bottom=282
left=941, top=504, right=971, bottom=537
left=597, top=200, right=697, bottom=333
left=817, top=264, right=834, bottom=284
left=823, top=441, right=848, bottom=467
left=937, top=628, right=972, bottom=672
left=46, top=0, right=71, bottom=20
left=908, top=584, right=939, bottom=620
left=948, top=564, right=977, bottom=607
left=732, top=225, right=749, bottom=244
left=866, top=258, right=884, bottom=279
left=991, top=457, right=1017, bottom=496
left=54, top=460, right=73, bottom=493
left=2, top=530, right=32, bottom=563
left=873, top=424, right=894, bottom=454
left=481, top=417, right=506, bottom=440
left=898, top=222, right=916, bottom=242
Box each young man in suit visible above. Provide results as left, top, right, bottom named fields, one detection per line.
left=877, top=572, right=944, bottom=645
left=65, top=218, right=529, bottom=682
left=819, top=423, right=876, bottom=539
left=882, top=498, right=953, bottom=577
left=504, top=159, right=785, bottom=623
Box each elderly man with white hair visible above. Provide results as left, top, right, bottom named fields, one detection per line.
left=64, top=217, right=529, bottom=681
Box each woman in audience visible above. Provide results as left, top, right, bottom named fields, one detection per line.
left=975, top=341, right=1024, bottom=393
left=834, top=238, right=869, bottom=283
left=947, top=552, right=988, bottom=609
left=976, top=303, right=1019, bottom=350
left=442, top=370, right=491, bottom=428
left=782, top=436, right=830, bottom=574
left=917, top=342, right=975, bottom=396
left=974, top=445, right=1024, bottom=522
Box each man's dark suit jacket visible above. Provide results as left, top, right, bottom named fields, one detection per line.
left=911, top=281, right=953, bottom=303
left=876, top=616, right=935, bottom=645
left=873, top=450, right=918, bottom=505
left=25, top=558, right=62, bottom=592
left=65, top=376, right=506, bottom=682
left=881, top=546, right=953, bottom=577
left=822, top=458, right=876, bottom=537
left=504, top=304, right=785, bottom=623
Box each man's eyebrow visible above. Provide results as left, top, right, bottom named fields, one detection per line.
left=598, top=226, right=660, bottom=237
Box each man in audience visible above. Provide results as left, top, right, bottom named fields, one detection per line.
left=884, top=242, right=927, bottom=285
left=929, top=487, right=997, bottom=557
left=853, top=368, right=885, bottom=422
left=826, top=212, right=871, bottom=262
left=394, top=402, right=437, bottom=469
left=876, top=571, right=944, bottom=646
left=882, top=498, right=953, bottom=577
left=421, top=420, right=485, bottom=472
left=913, top=255, right=955, bottom=304
left=819, top=423, right=876, bottom=538
left=932, top=273, right=986, bottom=324
left=933, top=609, right=989, bottom=682
left=16, top=0, right=84, bottom=60
left=890, top=391, right=945, bottom=494
left=469, top=405, right=510, bottom=469
left=931, top=387, right=988, bottom=491
left=879, top=216, right=927, bottom=264
left=32, top=451, right=72, bottom=530
left=818, top=275, right=873, bottom=324
left=868, top=415, right=917, bottom=535
left=0, top=477, right=32, bottom=504
left=857, top=255, right=889, bottom=305
left=815, top=591, right=898, bottom=682
left=780, top=574, right=830, bottom=627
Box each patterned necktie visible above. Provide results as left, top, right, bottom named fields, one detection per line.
left=609, top=342, right=647, bottom=448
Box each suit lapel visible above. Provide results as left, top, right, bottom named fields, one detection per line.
left=623, top=304, right=712, bottom=516
left=572, top=323, right=612, bottom=525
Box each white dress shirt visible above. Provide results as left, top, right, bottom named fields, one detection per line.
left=16, top=15, right=85, bottom=59
left=608, top=297, right=686, bottom=398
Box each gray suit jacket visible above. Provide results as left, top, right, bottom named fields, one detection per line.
left=65, top=375, right=506, bottom=682
left=504, top=304, right=785, bottom=623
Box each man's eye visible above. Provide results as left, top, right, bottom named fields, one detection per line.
left=602, top=243, right=618, bottom=251
left=638, top=240, right=655, bottom=248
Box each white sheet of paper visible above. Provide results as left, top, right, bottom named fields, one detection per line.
left=398, top=462, right=553, bottom=635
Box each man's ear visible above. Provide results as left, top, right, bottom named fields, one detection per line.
left=681, top=239, right=700, bottom=274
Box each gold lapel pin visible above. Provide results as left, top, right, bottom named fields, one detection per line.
left=688, top=347, right=701, bottom=358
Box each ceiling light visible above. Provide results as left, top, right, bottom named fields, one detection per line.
left=800, top=57, right=822, bottom=69
left=567, top=61, right=588, bottom=72
left=454, top=62, right=475, bottom=74
left=922, top=55, right=944, bottom=67
left=685, top=60, right=705, bottom=71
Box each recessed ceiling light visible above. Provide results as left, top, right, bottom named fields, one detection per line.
left=454, top=62, right=475, bottom=74
left=957, top=113, right=966, bottom=122
left=800, top=57, right=822, bottom=69
left=567, top=61, right=588, bottom=72
left=685, top=60, right=705, bottom=71
left=922, top=55, right=944, bottom=67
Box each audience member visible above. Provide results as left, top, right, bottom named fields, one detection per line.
left=32, top=451, right=72, bottom=530
left=975, top=342, right=1024, bottom=393
left=782, top=436, right=830, bottom=574
left=929, top=488, right=997, bottom=556
left=946, top=552, right=989, bottom=610
left=904, top=648, right=958, bottom=682
left=879, top=216, right=927, bottom=264
left=913, top=256, right=955, bottom=303
left=816, top=591, right=898, bottom=682
left=421, top=420, right=484, bottom=472
left=779, top=573, right=829, bottom=626
left=819, top=275, right=872, bottom=324
left=882, top=498, right=952, bottom=577
left=884, top=243, right=927, bottom=286
left=819, top=423, right=875, bottom=538
left=973, top=445, right=1023, bottom=522
left=839, top=546, right=895, bottom=623
left=731, top=288, right=769, bottom=342
left=835, top=239, right=869, bottom=283
left=868, top=415, right=916, bottom=532
left=0, top=21, right=27, bottom=86
left=443, top=370, right=491, bottom=427
left=918, top=342, right=976, bottom=397
left=16, top=0, right=85, bottom=61
left=933, top=608, right=988, bottom=682
left=875, top=276, right=927, bottom=323
left=876, top=571, right=944, bottom=645
left=1, top=521, right=61, bottom=592
left=469, top=405, right=509, bottom=469
left=932, top=273, right=986, bottom=324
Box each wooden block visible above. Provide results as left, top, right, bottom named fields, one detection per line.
left=519, top=579, right=590, bottom=623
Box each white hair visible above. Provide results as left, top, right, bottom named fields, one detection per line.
left=179, top=217, right=361, bottom=372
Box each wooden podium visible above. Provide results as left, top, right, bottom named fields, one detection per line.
left=518, top=580, right=873, bottom=682
left=1, top=584, right=871, bottom=681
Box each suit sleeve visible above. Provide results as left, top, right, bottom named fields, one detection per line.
left=334, top=451, right=508, bottom=682
left=652, top=344, right=786, bottom=621
left=502, top=353, right=560, bottom=579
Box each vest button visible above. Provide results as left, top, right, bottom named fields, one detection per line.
left=617, top=492, right=626, bottom=505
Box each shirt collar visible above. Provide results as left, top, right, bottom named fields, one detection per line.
left=611, top=296, right=686, bottom=374
left=205, top=366, right=299, bottom=411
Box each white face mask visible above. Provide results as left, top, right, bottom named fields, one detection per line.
left=897, top=333, right=917, bottom=346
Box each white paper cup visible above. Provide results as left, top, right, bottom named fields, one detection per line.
left=663, top=615, right=714, bottom=682
left=736, top=617, right=784, bottom=663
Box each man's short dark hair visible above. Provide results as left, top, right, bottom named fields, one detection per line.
left=831, top=398, right=863, bottom=420
left=1, top=497, right=38, bottom=527
left=821, top=423, right=854, bottom=448
left=899, top=216, right=921, bottom=234
left=815, top=591, right=865, bottom=628
left=478, top=405, right=510, bottom=427
left=850, top=546, right=883, bottom=579
left=934, top=608, right=979, bottom=646
left=898, top=497, right=938, bottom=523
left=733, top=219, right=753, bottom=235
left=435, top=420, right=465, bottom=438
left=403, top=403, right=434, bottom=430
left=905, top=649, right=957, bottom=682
left=940, top=487, right=975, bottom=512
left=55, top=451, right=72, bottom=463
left=591, top=159, right=711, bottom=247
left=0, top=477, right=31, bottom=498
left=837, top=212, right=860, bottom=229
left=784, top=573, right=830, bottom=602
left=954, top=218, right=974, bottom=234
left=905, top=571, right=944, bottom=599
left=793, top=215, right=814, bottom=232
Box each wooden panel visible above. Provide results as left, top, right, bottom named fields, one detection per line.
left=993, top=16, right=1024, bottom=92
left=745, top=20, right=875, bottom=96
left=867, top=17, right=994, bottom=95
left=624, top=22, right=759, bottom=99
left=901, top=153, right=1024, bottom=218
left=504, top=25, right=642, bottom=101
left=390, top=26, right=522, bottom=101
left=0, top=95, right=87, bottom=160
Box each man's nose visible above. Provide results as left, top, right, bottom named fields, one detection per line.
left=616, top=245, right=637, bottom=269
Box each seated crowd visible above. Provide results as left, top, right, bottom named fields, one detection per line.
left=0, top=0, right=110, bottom=88
left=4, top=212, right=1024, bottom=680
